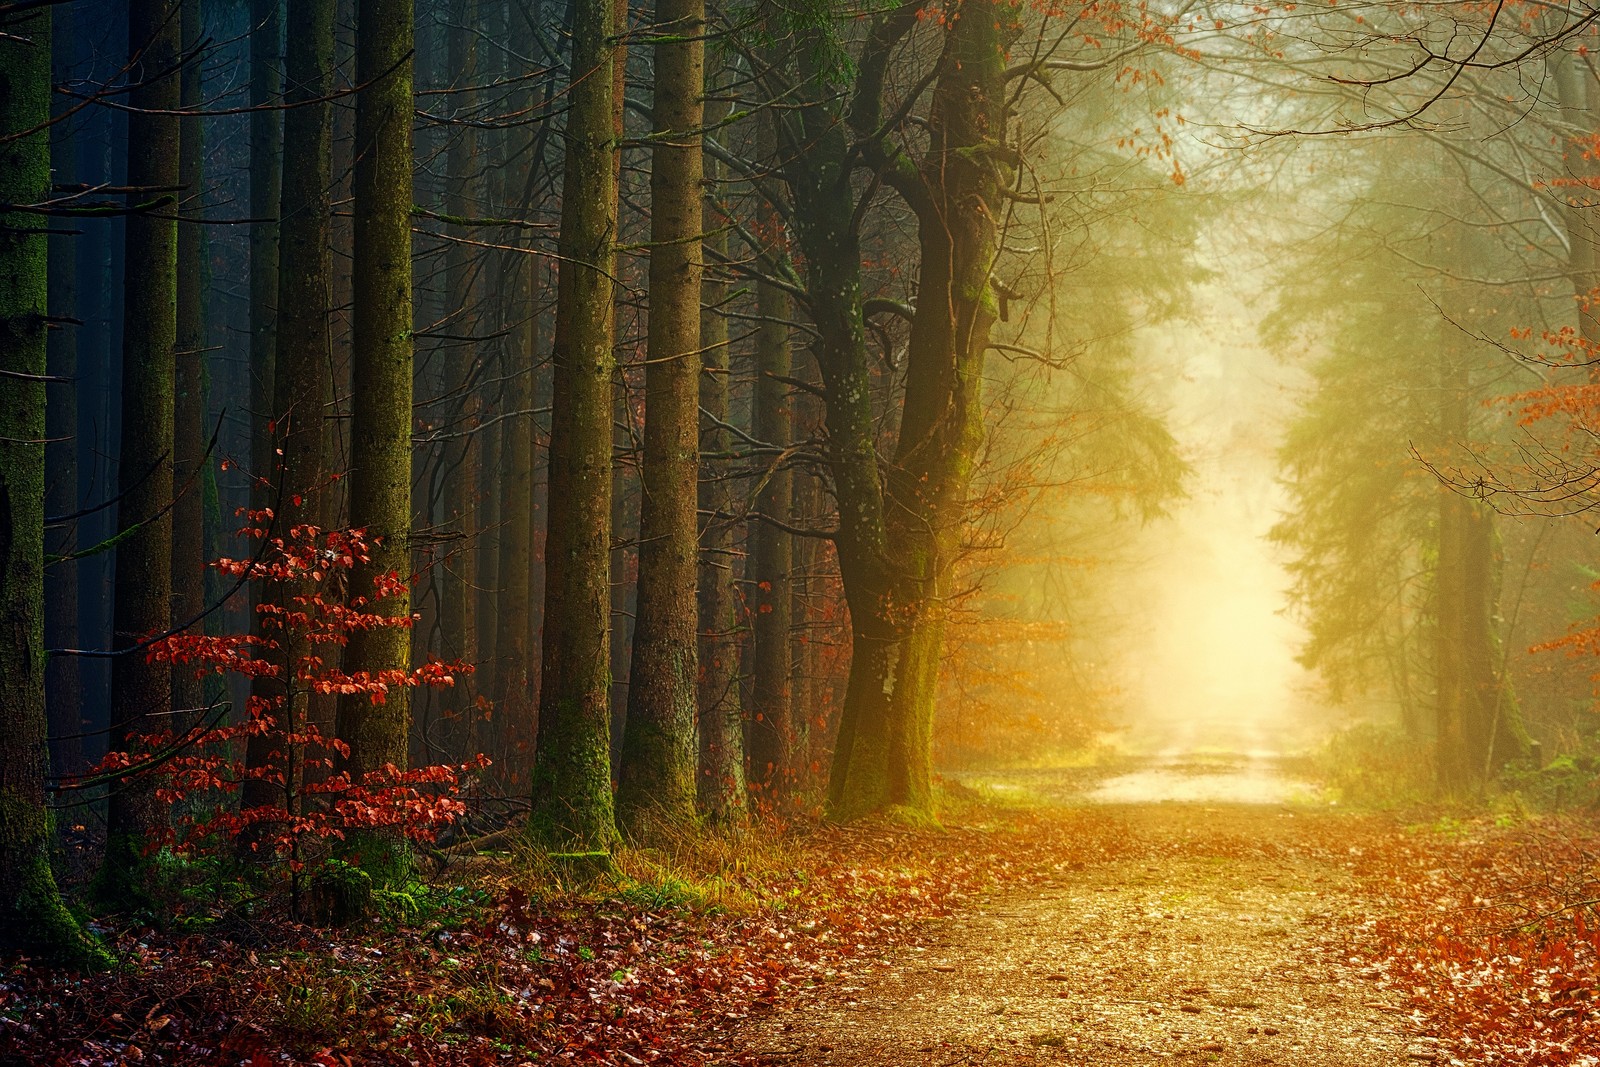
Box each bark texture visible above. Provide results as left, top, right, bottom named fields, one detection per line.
left=101, top=0, right=184, bottom=897
left=335, top=0, right=416, bottom=882
left=617, top=0, right=706, bottom=835
left=530, top=0, right=620, bottom=853
left=695, top=74, right=746, bottom=823
left=243, top=0, right=337, bottom=821
left=0, top=4, right=100, bottom=964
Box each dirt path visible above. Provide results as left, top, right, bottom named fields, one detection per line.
left=733, top=765, right=1434, bottom=1066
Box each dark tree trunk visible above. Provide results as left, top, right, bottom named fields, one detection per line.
left=172, top=0, right=207, bottom=726
left=99, top=0, right=183, bottom=899
left=248, top=0, right=281, bottom=543
left=335, top=0, right=416, bottom=882
left=530, top=0, right=620, bottom=853
left=438, top=0, right=482, bottom=753
left=243, top=0, right=337, bottom=821
left=745, top=164, right=793, bottom=802
left=0, top=2, right=100, bottom=965
left=45, top=17, right=82, bottom=782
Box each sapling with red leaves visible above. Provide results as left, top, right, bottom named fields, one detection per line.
left=81, top=512, right=486, bottom=914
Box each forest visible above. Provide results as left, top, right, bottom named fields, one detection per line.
left=8, top=0, right=1600, bottom=1062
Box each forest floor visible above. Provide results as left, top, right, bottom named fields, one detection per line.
left=6, top=753, right=1600, bottom=1066
left=734, top=756, right=1422, bottom=1066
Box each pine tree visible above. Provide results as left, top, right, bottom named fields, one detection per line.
left=0, top=1, right=101, bottom=965
left=530, top=0, right=621, bottom=854
left=335, top=0, right=416, bottom=882
left=99, top=0, right=184, bottom=899
left=616, top=0, right=706, bottom=834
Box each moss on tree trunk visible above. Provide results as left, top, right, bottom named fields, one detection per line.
left=335, top=0, right=415, bottom=884
left=616, top=0, right=706, bottom=837
left=529, top=0, right=621, bottom=854
left=0, top=4, right=104, bottom=965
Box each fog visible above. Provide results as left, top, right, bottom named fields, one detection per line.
left=1115, top=259, right=1324, bottom=758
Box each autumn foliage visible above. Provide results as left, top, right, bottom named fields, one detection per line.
left=84, top=514, right=485, bottom=869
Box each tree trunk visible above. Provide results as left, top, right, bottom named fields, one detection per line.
left=616, top=0, right=705, bottom=835
left=249, top=0, right=281, bottom=554
left=695, top=71, right=746, bottom=824
left=98, top=0, right=184, bottom=900
left=1433, top=342, right=1530, bottom=794
left=439, top=0, right=481, bottom=752
left=0, top=2, right=100, bottom=965
left=243, top=0, right=337, bottom=821
left=335, top=0, right=415, bottom=883
left=828, top=0, right=1009, bottom=821
left=172, top=0, right=207, bottom=727
left=530, top=0, right=620, bottom=853
left=746, top=192, right=793, bottom=804
left=45, top=18, right=82, bottom=782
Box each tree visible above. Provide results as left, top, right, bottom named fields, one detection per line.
left=1269, top=139, right=1536, bottom=791
left=243, top=0, right=337, bottom=821
left=0, top=1, right=100, bottom=965
left=335, top=0, right=416, bottom=882
left=98, top=0, right=184, bottom=900
left=616, top=0, right=705, bottom=835
left=695, top=66, right=747, bottom=823
left=530, top=0, right=620, bottom=853
left=745, top=117, right=793, bottom=802
left=172, top=0, right=208, bottom=727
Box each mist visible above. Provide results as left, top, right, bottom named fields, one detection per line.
left=1115, top=262, right=1323, bottom=758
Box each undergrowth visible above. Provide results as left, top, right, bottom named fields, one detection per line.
left=0, top=800, right=1122, bottom=1066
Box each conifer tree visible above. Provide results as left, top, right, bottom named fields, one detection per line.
left=0, top=2, right=101, bottom=964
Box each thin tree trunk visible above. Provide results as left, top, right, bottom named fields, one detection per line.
left=243, top=0, right=336, bottom=821
left=695, top=73, right=746, bottom=824
left=616, top=0, right=704, bottom=834
left=45, top=17, right=82, bottom=782
left=530, top=0, right=620, bottom=853
left=99, top=0, right=184, bottom=899
left=335, top=0, right=416, bottom=882
left=439, top=0, right=482, bottom=754
left=172, top=0, right=207, bottom=728
left=249, top=0, right=281, bottom=544
left=746, top=167, right=793, bottom=802
left=0, top=2, right=100, bottom=965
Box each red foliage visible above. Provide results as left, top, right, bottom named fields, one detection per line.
left=88, top=518, right=485, bottom=864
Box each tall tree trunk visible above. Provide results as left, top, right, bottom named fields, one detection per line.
left=249, top=0, right=281, bottom=544
left=243, top=0, right=336, bottom=821
left=99, top=0, right=183, bottom=899
left=439, top=0, right=481, bottom=753
left=45, top=17, right=82, bottom=782
left=335, top=0, right=415, bottom=882
left=828, top=0, right=1009, bottom=820
left=530, top=0, right=620, bottom=853
left=0, top=2, right=100, bottom=965
left=616, top=0, right=704, bottom=834
left=746, top=170, right=793, bottom=803
left=172, top=0, right=207, bottom=726
left=695, top=73, right=746, bottom=823
left=1433, top=347, right=1530, bottom=794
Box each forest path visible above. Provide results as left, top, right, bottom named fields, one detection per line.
left=731, top=760, right=1432, bottom=1066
